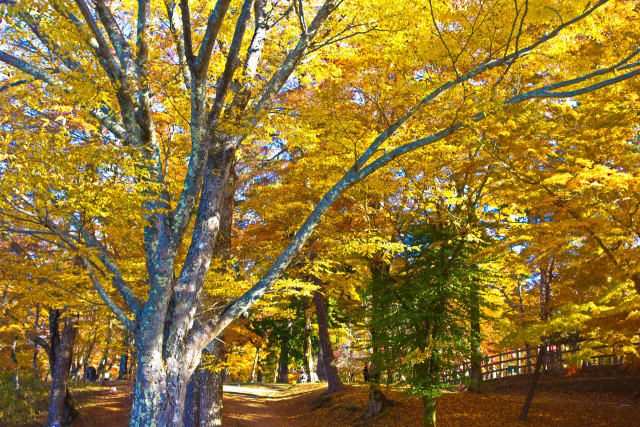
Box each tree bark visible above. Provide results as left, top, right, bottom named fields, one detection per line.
left=249, top=347, right=261, bottom=383
left=422, top=395, right=436, bottom=427
left=11, top=336, right=19, bottom=396
left=184, top=365, right=201, bottom=427
left=277, top=320, right=291, bottom=383
left=199, top=339, right=226, bottom=427
left=118, top=354, right=129, bottom=379
left=33, top=304, right=41, bottom=381
left=46, top=310, right=78, bottom=427
left=469, top=281, right=483, bottom=390
left=302, top=315, right=314, bottom=381
left=519, top=343, right=547, bottom=421
left=313, top=288, right=342, bottom=393
left=316, top=344, right=327, bottom=381
left=97, top=319, right=115, bottom=379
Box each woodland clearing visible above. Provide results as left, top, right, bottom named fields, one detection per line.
left=8, top=367, right=639, bottom=427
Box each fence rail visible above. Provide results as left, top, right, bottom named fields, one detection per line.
left=445, top=344, right=623, bottom=382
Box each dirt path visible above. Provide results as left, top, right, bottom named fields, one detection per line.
left=68, top=382, right=320, bottom=427
left=55, top=371, right=640, bottom=427
left=223, top=390, right=295, bottom=427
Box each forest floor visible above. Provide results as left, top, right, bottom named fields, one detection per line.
left=14, top=366, right=640, bottom=426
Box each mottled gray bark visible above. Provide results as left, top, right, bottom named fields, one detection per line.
left=199, top=339, right=226, bottom=426
left=184, top=337, right=227, bottom=427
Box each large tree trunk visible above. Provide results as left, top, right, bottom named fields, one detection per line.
left=184, top=365, right=201, bottom=427
left=185, top=337, right=227, bottom=427
left=316, top=344, right=327, bottom=381
left=313, top=288, right=342, bottom=393
left=277, top=321, right=291, bottom=383
left=46, top=310, right=78, bottom=427
left=199, top=339, right=226, bottom=427
left=129, top=350, right=170, bottom=426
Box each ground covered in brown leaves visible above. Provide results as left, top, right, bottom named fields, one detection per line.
left=16, top=367, right=640, bottom=426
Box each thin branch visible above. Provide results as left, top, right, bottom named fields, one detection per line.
left=82, top=257, right=135, bottom=331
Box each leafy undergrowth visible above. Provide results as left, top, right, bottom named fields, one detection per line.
left=0, top=373, right=50, bottom=426
left=0, top=377, right=133, bottom=427
left=259, top=378, right=640, bottom=427
left=6, top=368, right=640, bottom=426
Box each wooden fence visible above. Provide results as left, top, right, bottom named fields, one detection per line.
left=445, top=344, right=623, bottom=382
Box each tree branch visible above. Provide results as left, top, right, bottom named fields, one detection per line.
left=82, top=257, right=135, bottom=331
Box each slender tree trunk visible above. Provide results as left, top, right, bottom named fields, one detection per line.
left=302, top=317, right=314, bottom=380
left=33, top=304, right=41, bottom=381
left=250, top=347, right=261, bottom=383
left=118, top=354, right=129, bottom=379
left=519, top=343, right=547, bottom=421
left=46, top=310, right=78, bottom=427
left=11, top=336, right=19, bottom=396
left=118, top=331, right=131, bottom=380
left=313, top=288, right=342, bottom=393
left=97, top=319, right=114, bottom=379
left=82, top=330, right=97, bottom=381
left=422, top=395, right=436, bottom=427
left=277, top=321, right=291, bottom=383
left=469, top=280, right=483, bottom=390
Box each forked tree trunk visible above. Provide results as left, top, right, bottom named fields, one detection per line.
left=46, top=310, right=78, bottom=427
left=313, top=288, right=342, bottom=393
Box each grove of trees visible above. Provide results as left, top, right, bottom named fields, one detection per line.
left=1, top=0, right=639, bottom=426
